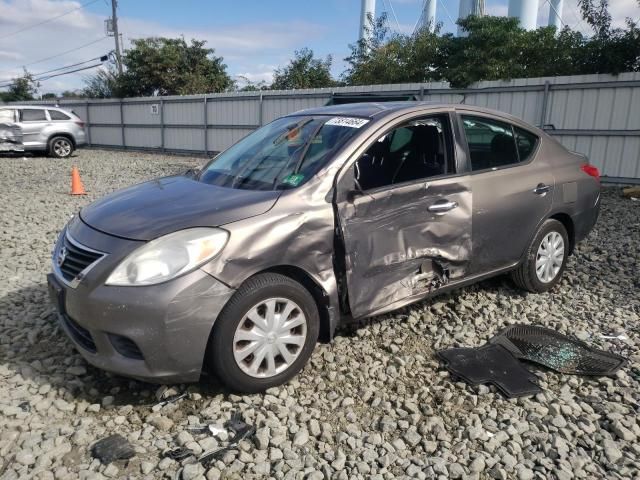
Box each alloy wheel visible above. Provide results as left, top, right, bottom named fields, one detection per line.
left=54, top=139, right=72, bottom=157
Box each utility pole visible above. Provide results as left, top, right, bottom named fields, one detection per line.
left=111, top=0, right=123, bottom=74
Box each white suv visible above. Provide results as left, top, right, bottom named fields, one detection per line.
left=0, top=106, right=86, bottom=158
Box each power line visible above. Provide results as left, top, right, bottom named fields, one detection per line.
left=0, top=55, right=108, bottom=85
left=0, top=56, right=108, bottom=89
left=0, top=62, right=104, bottom=89
left=0, top=0, right=100, bottom=40
left=0, top=36, right=109, bottom=77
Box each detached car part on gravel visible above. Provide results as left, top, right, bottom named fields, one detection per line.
left=48, top=102, right=601, bottom=392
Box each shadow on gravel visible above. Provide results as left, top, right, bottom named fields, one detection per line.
left=0, top=283, right=228, bottom=407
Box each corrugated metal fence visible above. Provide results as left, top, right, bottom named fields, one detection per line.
left=12, top=72, right=640, bottom=182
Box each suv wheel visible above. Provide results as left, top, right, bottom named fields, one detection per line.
left=511, top=219, right=569, bottom=293
left=208, top=273, right=319, bottom=393
left=49, top=136, right=74, bottom=158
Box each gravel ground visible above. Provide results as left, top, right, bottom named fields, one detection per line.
left=1, top=149, right=639, bottom=480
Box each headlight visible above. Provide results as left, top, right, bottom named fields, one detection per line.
left=105, top=228, right=229, bottom=286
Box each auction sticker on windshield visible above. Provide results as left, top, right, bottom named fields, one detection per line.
left=325, top=117, right=370, bottom=128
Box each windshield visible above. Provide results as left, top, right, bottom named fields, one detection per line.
left=198, top=115, right=367, bottom=190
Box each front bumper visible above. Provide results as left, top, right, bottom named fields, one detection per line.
left=49, top=220, right=235, bottom=383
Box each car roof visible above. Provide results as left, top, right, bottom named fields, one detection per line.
left=1, top=105, right=67, bottom=110
left=288, top=101, right=532, bottom=126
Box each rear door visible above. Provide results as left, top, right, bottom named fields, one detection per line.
left=458, top=112, right=554, bottom=274
left=335, top=111, right=472, bottom=318
left=18, top=108, right=49, bottom=148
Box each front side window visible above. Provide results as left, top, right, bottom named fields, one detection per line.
left=462, top=116, right=519, bottom=171
left=21, top=109, right=47, bottom=122
left=49, top=110, right=71, bottom=121
left=355, top=115, right=452, bottom=191
left=0, top=109, right=16, bottom=122
left=198, top=115, right=364, bottom=191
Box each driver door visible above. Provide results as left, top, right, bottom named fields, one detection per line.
left=335, top=112, right=472, bottom=318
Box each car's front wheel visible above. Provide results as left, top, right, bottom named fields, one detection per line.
left=208, top=273, right=319, bottom=393
left=49, top=136, right=74, bottom=158
left=511, top=218, right=569, bottom=293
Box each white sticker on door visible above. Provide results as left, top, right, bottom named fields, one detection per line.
left=325, top=117, right=370, bottom=128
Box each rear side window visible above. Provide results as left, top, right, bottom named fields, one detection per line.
left=21, top=109, right=47, bottom=121
left=49, top=110, right=71, bottom=120
left=514, top=126, right=538, bottom=162
left=462, top=116, right=518, bottom=171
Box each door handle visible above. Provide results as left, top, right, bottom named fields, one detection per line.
left=533, top=183, right=552, bottom=195
left=428, top=200, right=458, bottom=214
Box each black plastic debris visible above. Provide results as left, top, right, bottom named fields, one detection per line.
left=437, top=344, right=543, bottom=398
left=163, top=447, right=195, bottom=461
left=155, top=392, right=188, bottom=408
left=91, top=434, right=135, bottom=464
left=198, top=414, right=255, bottom=467
left=490, top=324, right=627, bottom=376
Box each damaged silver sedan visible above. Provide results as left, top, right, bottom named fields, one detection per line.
left=48, top=103, right=601, bottom=392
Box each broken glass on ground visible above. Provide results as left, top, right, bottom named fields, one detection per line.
left=91, top=434, right=136, bottom=464
left=437, top=343, right=543, bottom=398
left=490, top=324, right=627, bottom=376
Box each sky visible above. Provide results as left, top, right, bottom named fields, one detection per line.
left=0, top=0, right=638, bottom=95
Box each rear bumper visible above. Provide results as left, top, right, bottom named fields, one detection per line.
left=573, top=191, right=601, bottom=244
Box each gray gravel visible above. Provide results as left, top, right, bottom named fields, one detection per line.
left=1, top=149, right=639, bottom=479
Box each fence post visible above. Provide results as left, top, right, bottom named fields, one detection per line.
left=539, top=81, right=551, bottom=128
left=258, top=93, right=264, bottom=127
left=85, top=100, right=91, bottom=147
left=160, top=98, right=165, bottom=153
left=419, top=86, right=425, bottom=101
left=203, top=96, right=208, bottom=155
left=119, top=99, right=125, bottom=149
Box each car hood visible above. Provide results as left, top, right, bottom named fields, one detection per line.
left=80, top=175, right=280, bottom=241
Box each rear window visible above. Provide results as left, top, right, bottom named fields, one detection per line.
left=48, top=110, right=71, bottom=121
left=21, top=109, right=47, bottom=121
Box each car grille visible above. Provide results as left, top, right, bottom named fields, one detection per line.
left=109, top=334, right=144, bottom=360
left=60, top=314, right=97, bottom=353
left=58, top=235, right=104, bottom=283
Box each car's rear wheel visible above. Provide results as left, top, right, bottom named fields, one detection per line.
left=208, top=273, right=319, bottom=393
left=511, top=219, right=569, bottom=293
left=49, top=136, right=74, bottom=158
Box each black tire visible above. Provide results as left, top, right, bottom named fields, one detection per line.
left=208, top=273, right=320, bottom=393
left=48, top=136, right=74, bottom=159
left=511, top=219, right=569, bottom=293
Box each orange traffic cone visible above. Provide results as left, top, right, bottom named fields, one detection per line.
left=70, top=166, right=86, bottom=195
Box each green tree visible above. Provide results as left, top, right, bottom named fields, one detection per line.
left=115, top=37, right=233, bottom=97
left=0, top=70, right=39, bottom=102
left=83, top=66, right=120, bottom=98
left=578, top=0, right=640, bottom=73
left=271, top=48, right=336, bottom=90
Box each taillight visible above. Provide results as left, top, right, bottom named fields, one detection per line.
left=581, top=164, right=600, bottom=183
left=75, top=121, right=85, bottom=128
